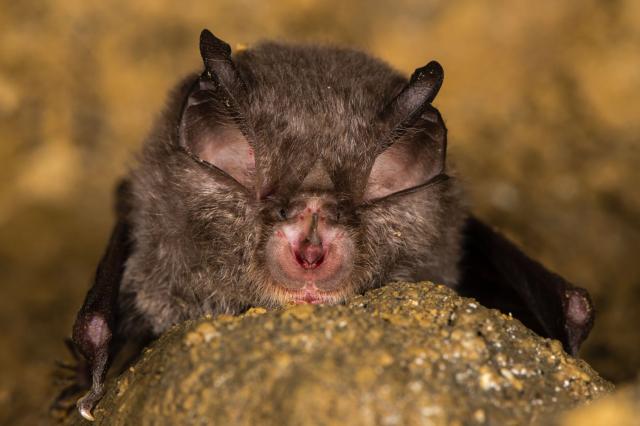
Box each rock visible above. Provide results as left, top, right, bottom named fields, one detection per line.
left=68, top=282, right=613, bottom=425
left=550, top=381, right=639, bottom=426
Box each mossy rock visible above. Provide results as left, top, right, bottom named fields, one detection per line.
left=69, top=282, right=613, bottom=425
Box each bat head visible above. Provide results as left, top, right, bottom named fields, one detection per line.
left=168, top=29, right=461, bottom=309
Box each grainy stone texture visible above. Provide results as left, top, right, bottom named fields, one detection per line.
left=549, top=381, right=639, bottom=426
left=68, top=282, right=612, bottom=425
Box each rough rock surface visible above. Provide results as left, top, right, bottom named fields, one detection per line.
left=550, top=381, right=639, bottom=426
left=68, top=282, right=613, bottom=425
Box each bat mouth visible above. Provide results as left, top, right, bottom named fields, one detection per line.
left=265, top=218, right=355, bottom=304
left=266, top=232, right=353, bottom=290
left=294, top=247, right=325, bottom=269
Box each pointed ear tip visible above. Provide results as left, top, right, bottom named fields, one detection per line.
left=427, top=60, right=444, bottom=74
left=199, top=29, right=232, bottom=63
left=422, top=61, right=444, bottom=82
left=200, top=29, right=213, bottom=42
left=410, top=60, right=444, bottom=89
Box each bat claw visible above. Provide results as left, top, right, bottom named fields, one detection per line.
left=77, top=387, right=104, bottom=422
left=79, top=406, right=95, bottom=422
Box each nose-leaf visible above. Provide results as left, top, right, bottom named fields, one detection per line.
left=306, top=213, right=321, bottom=245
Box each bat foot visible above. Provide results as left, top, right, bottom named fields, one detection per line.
left=50, top=339, right=92, bottom=419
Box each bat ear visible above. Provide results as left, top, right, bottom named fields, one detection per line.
left=364, top=61, right=447, bottom=201
left=178, top=29, right=255, bottom=190
left=382, top=61, right=444, bottom=127
left=199, top=29, right=245, bottom=96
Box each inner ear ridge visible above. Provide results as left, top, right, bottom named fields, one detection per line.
left=364, top=106, right=447, bottom=202
left=194, top=59, right=262, bottom=182
left=378, top=104, right=446, bottom=156
left=178, top=76, right=256, bottom=190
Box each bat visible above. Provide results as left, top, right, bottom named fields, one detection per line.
left=55, top=29, right=594, bottom=421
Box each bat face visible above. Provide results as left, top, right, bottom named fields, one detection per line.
left=120, top=31, right=465, bottom=336
left=262, top=190, right=356, bottom=305
left=168, top=33, right=462, bottom=309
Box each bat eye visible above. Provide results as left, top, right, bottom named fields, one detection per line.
left=278, top=208, right=288, bottom=220
left=324, top=202, right=343, bottom=223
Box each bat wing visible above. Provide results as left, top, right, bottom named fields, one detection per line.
left=456, top=216, right=594, bottom=356
left=56, top=180, right=134, bottom=421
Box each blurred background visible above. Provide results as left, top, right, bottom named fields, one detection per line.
left=1, top=0, right=638, bottom=423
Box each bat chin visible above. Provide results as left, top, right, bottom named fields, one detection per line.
left=268, top=282, right=350, bottom=306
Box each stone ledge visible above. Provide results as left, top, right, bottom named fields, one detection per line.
left=68, top=282, right=613, bottom=425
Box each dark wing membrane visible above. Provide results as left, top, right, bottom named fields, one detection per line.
left=457, top=216, right=595, bottom=356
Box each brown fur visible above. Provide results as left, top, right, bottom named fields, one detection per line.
left=119, top=42, right=466, bottom=337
